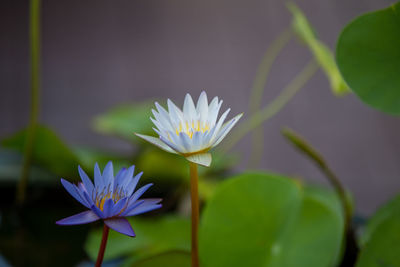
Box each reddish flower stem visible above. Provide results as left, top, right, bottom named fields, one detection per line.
left=95, top=224, right=110, bottom=267
left=189, top=162, right=200, bottom=267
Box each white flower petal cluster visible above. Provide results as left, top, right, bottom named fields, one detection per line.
left=136, top=91, right=242, bottom=167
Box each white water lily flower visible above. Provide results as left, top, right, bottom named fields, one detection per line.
left=135, top=91, right=243, bottom=167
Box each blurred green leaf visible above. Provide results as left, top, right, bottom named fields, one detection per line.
left=92, top=101, right=155, bottom=142
left=136, top=149, right=188, bottom=183
left=123, top=251, right=191, bottom=267
left=200, top=172, right=344, bottom=267
left=273, top=185, right=344, bottom=267
left=1, top=125, right=81, bottom=180
left=356, top=203, right=400, bottom=267
left=73, top=146, right=131, bottom=172
left=85, top=216, right=190, bottom=262
left=198, top=178, right=220, bottom=200
left=0, top=150, right=54, bottom=184
left=287, top=2, right=350, bottom=96
left=336, top=2, right=400, bottom=114
left=207, top=151, right=238, bottom=174
left=359, top=194, right=400, bottom=247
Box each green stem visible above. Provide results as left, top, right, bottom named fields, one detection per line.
left=248, top=28, right=293, bottom=114
left=248, top=29, right=292, bottom=168
left=220, top=60, right=318, bottom=154
left=16, top=0, right=41, bottom=205
left=95, top=224, right=110, bottom=267
left=189, top=162, right=199, bottom=267
left=281, top=128, right=358, bottom=266
left=281, top=128, right=352, bottom=229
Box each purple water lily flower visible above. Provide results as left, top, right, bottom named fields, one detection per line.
left=56, top=162, right=162, bottom=237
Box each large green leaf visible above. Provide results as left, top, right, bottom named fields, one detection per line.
left=85, top=216, right=190, bottom=262
left=269, top=186, right=344, bottom=267
left=359, top=194, right=400, bottom=247
left=1, top=125, right=81, bottom=180
left=0, top=150, right=54, bottom=183
left=200, top=173, right=344, bottom=267
left=123, top=251, right=191, bottom=267
left=287, top=2, right=350, bottom=96
left=356, top=214, right=400, bottom=267
left=336, top=2, right=400, bottom=114
left=356, top=194, right=400, bottom=267
left=92, top=101, right=155, bottom=142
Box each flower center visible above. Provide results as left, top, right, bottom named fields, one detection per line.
left=94, top=185, right=126, bottom=211
left=175, top=121, right=210, bottom=138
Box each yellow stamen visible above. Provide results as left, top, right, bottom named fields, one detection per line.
left=175, top=121, right=210, bottom=138
left=95, top=187, right=125, bottom=211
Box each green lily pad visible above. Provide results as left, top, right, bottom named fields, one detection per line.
left=356, top=194, right=400, bottom=267
left=123, top=251, right=191, bottom=267
left=336, top=2, right=400, bottom=114
left=85, top=216, right=190, bottom=262
left=359, top=194, right=400, bottom=247
left=92, top=101, right=156, bottom=142
left=1, top=125, right=81, bottom=180
left=356, top=214, right=400, bottom=267
left=200, top=172, right=344, bottom=267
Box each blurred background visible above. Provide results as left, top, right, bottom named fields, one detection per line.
left=2, top=0, right=400, bottom=266
left=1, top=0, right=398, bottom=218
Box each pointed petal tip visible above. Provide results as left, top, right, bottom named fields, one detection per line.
left=56, top=210, right=99, bottom=226
left=105, top=217, right=136, bottom=237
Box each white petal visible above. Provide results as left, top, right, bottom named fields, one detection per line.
left=185, top=153, right=212, bottom=167
left=160, top=134, right=186, bottom=154
left=208, top=98, right=222, bottom=127
left=196, top=91, right=208, bottom=122
left=167, top=99, right=184, bottom=127
left=135, top=133, right=177, bottom=154
left=212, top=113, right=243, bottom=147
left=155, top=102, right=170, bottom=118
left=209, top=108, right=230, bottom=143
left=183, top=94, right=198, bottom=122
left=203, top=127, right=217, bottom=146
left=150, top=117, right=167, bottom=133
left=152, top=109, right=174, bottom=132
left=179, top=132, right=193, bottom=151
left=191, top=131, right=205, bottom=151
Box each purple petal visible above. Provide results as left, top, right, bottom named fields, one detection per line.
left=120, top=165, right=135, bottom=188
left=129, top=183, right=153, bottom=203
left=78, top=166, right=94, bottom=196
left=56, top=210, right=99, bottom=225
left=120, top=199, right=145, bottom=216
left=74, top=183, right=91, bottom=208
left=124, top=201, right=162, bottom=217
left=112, top=197, right=128, bottom=216
left=114, top=168, right=127, bottom=191
left=102, top=198, right=114, bottom=218
left=125, top=172, right=143, bottom=196
left=102, top=161, right=114, bottom=188
left=91, top=204, right=105, bottom=219
left=81, top=189, right=95, bottom=206
left=94, top=163, right=103, bottom=189
left=104, top=217, right=135, bottom=237
left=60, top=179, right=89, bottom=208
left=141, top=198, right=162, bottom=205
